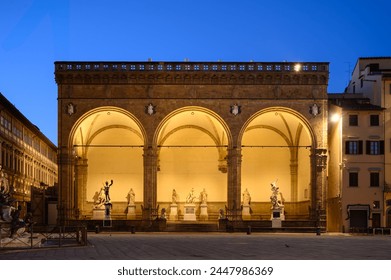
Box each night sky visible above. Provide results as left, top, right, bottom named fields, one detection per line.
left=1, top=0, right=390, bottom=144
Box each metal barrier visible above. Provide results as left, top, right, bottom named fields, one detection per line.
left=0, top=223, right=87, bottom=250
left=372, top=227, right=391, bottom=235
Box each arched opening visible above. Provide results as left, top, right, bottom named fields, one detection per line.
left=154, top=107, right=231, bottom=220
left=70, top=107, right=145, bottom=218
left=240, top=107, right=314, bottom=219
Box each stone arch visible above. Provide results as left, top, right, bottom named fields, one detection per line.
left=153, top=106, right=232, bottom=215
left=239, top=107, right=316, bottom=219
left=69, top=106, right=146, bottom=217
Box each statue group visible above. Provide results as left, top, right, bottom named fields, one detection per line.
left=184, top=188, right=208, bottom=204
left=270, top=181, right=284, bottom=210
left=93, top=180, right=114, bottom=209
left=0, top=165, right=33, bottom=238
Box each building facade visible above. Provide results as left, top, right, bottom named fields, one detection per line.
left=328, top=94, right=384, bottom=232
left=344, top=57, right=391, bottom=228
left=0, top=93, right=58, bottom=223
left=55, top=61, right=329, bottom=229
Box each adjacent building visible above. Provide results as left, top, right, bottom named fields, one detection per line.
left=346, top=57, right=391, bottom=228
left=328, top=94, right=384, bottom=232
left=0, top=92, right=58, bottom=224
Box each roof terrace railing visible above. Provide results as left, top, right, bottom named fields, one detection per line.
left=55, top=61, right=329, bottom=73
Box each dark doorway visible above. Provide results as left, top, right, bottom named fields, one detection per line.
left=349, top=210, right=368, bottom=229
left=372, top=213, right=381, bottom=228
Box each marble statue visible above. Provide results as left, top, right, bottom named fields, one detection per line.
left=0, top=165, right=9, bottom=193
left=270, top=181, right=283, bottom=209
left=93, top=188, right=106, bottom=209
left=219, top=208, right=225, bottom=219
left=0, top=165, right=15, bottom=221
left=171, top=189, right=178, bottom=204
left=160, top=208, right=166, bottom=219
left=186, top=188, right=197, bottom=204
left=126, top=188, right=135, bottom=205
left=242, top=188, right=251, bottom=206
left=200, top=188, right=208, bottom=204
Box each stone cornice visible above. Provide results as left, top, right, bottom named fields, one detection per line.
left=55, top=61, right=329, bottom=86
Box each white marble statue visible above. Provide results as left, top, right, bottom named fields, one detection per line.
left=186, top=188, right=197, bottom=204
left=200, top=188, right=208, bottom=204
left=127, top=188, right=135, bottom=205
left=171, top=189, right=178, bottom=204
left=270, top=181, right=283, bottom=209
left=242, top=188, right=251, bottom=206
left=93, top=188, right=106, bottom=209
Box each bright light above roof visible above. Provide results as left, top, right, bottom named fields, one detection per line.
left=294, top=64, right=301, bottom=72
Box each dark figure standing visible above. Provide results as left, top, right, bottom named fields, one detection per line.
left=104, top=180, right=114, bottom=203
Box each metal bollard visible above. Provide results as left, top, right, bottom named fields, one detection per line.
left=95, top=225, right=100, bottom=234
left=247, top=226, right=251, bottom=235
left=316, top=227, right=321, bottom=236
left=131, top=226, right=135, bottom=234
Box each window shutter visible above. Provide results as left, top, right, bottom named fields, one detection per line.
left=366, top=141, right=370, bottom=154
left=345, top=141, right=350, bottom=154
left=380, top=140, right=385, bottom=155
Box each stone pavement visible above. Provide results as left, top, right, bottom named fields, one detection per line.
left=0, top=232, right=390, bottom=260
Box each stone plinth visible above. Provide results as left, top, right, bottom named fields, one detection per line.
left=92, top=208, right=105, bottom=220
left=169, top=204, right=178, bottom=221
left=242, top=205, right=251, bottom=220
left=103, top=203, right=112, bottom=227
left=183, top=204, right=196, bottom=221
left=271, top=209, right=284, bottom=228
left=127, top=205, right=136, bottom=220
left=272, top=218, right=282, bottom=228
left=270, top=208, right=285, bottom=221
left=199, top=204, right=208, bottom=221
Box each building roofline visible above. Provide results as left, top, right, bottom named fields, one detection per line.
left=358, top=56, right=391, bottom=60
left=0, top=92, right=57, bottom=149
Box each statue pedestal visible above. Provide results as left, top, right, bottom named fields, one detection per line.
left=127, top=204, right=136, bottom=220
left=199, top=204, right=208, bottom=221
left=92, top=208, right=105, bottom=220
left=271, top=209, right=284, bottom=228
left=103, top=203, right=112, bottom=227
left=242, top=205, right=251, bottom=220
left=270, top=208, right=285, bottom=220
left=183, top=204, right=196, bottom=221
left=169, top=204, right=178, bottom=221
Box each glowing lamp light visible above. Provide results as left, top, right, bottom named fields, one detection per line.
left=331, top=113, right=341, bottom=122
left=294, top=64, right=301, bottom=72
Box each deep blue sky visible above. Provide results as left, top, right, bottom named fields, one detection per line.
left=1, top=0, right=390, bottom=144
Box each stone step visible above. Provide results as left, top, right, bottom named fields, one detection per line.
left=165, top=222, right=219, bottom=232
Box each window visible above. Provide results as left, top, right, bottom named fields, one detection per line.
left=370, top=115, right=379, bottom=126
left=349, top=172, right=359, bottom=187
left=345, top=140, right=363, bottom=154
left=366, top=140, right=384, bottom=155
left=370, top=172, right=380, bottom=187
left=349, top=115, right=358, bottom=126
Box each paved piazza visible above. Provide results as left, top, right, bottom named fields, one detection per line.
left=0, top=232, right=390, bottom=260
